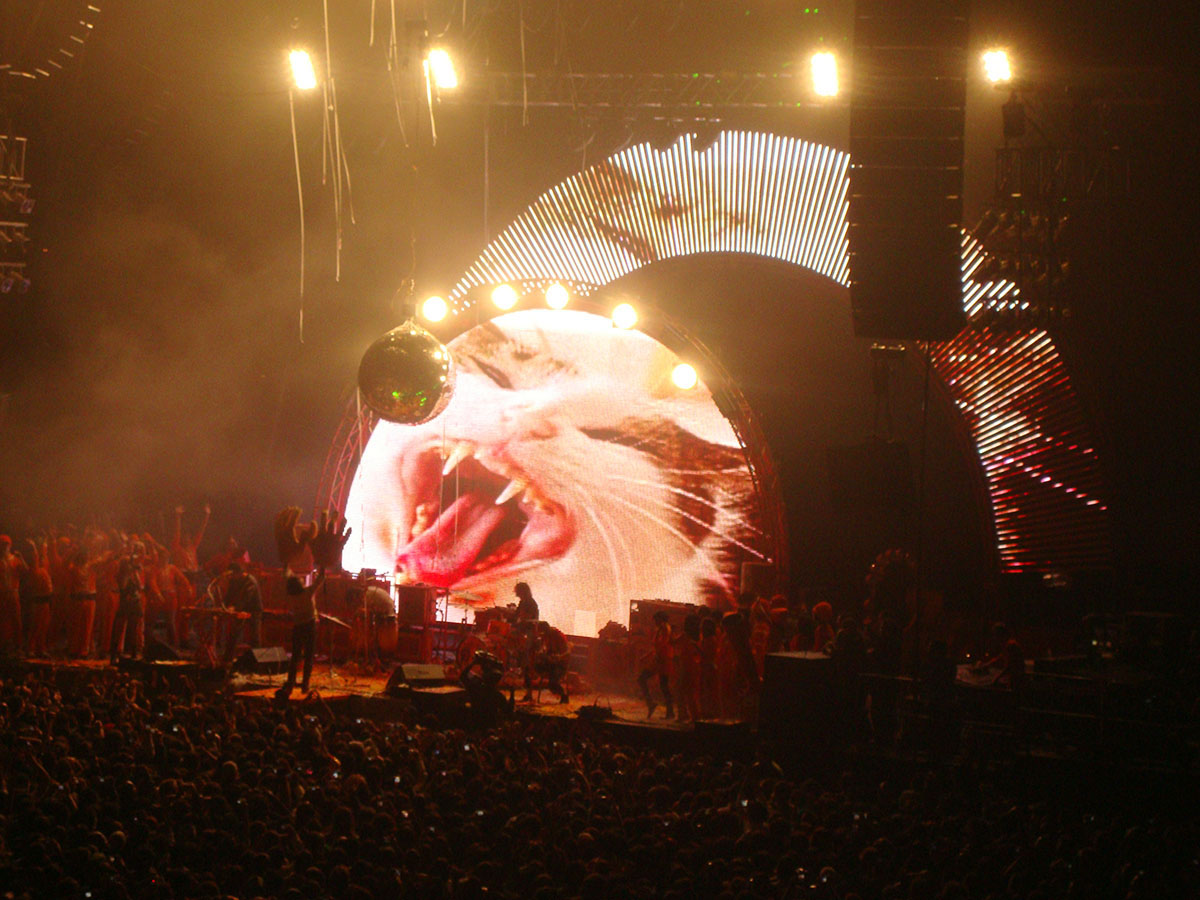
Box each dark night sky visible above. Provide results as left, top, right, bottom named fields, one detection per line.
left=1, top=1, right=1196, bottom=597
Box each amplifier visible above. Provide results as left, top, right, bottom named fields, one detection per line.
left=396, top=584, right=436, bottom=626
left=628, top=599, right=701, bottom=637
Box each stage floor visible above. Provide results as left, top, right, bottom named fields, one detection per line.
left=5, top=655, right=719, bottom=734
left=229, top=667, right=700, bottom=731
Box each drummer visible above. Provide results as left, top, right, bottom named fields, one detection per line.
left=360, top=576, right=393, bottom=618
left=359, top=574, right=394, bottom=658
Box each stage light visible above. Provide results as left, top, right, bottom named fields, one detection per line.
left=421, top=295, right=448, bottom=322
left=545, top=283, right=569, bottom=309
left=982, top=49, right=1012, bottom=84
left=671, top=363, right=698, bottom=390
left=611, top=302, right=638, bottom=329
left=811, top=51, right=838, bottom=97
left=289, top=50, right=317, bottom=91
left=491, top=284, right=518, bottom=310
left=426, top=48, right=458, bottom=90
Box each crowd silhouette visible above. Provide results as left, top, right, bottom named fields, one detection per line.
left=2, top=667, right=1194, bottom=900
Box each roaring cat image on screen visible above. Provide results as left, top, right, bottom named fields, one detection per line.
left=343, top=309, right=770, bottom=636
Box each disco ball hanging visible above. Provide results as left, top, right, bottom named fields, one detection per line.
left=357, top=320, right=455, bottom=424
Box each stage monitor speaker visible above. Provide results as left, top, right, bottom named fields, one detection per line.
left=826, top=439, right=913, bottom=510
left=386, top=662, right=447, bottom=695
left=236, top=646, right=289, bottom=674
left=145, top=638, right=184, bottom=662
left=759, top=651, right=836, bottom=742
left=849, top=0, right=969, bottom=340
left=397, top=585, right=435, bottom=626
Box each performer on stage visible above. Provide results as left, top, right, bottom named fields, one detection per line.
left=155, top=546, right=193, bottom=647
left=172, top=504, right=210, bottom=581
left=638, top=614, right=676, bottom=720
left=511, top=581, right=540, bottom=691
left=354, top=573, right=394, bottom=665
left=524, top=620, right=570, bottom=704
left=276, top=572, right=325, bottom=700
left=676, top=614, right=702, bottom=723
left=0, top=536, right=27, bottom=656
left=513, top=582, right=539, bottom=622
left=110, top=543, right=147, bottom=663
left=24, top=537, right=53, bottom=658
left=67, top=547, right=100, bottom=659
left=638, top=611, right=674, bottom=719
left=220, top=563, right=262, bottom=664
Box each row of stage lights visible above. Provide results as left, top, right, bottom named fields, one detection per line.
left=418, top=282, right=634, bottom=326
left=289, top=46, right=458, bottom=93
left=289, top=45, right=1014, bottom=100
left=418, top=284, right=697, bottom=389
left=808, top=48, right=1015, bottom=98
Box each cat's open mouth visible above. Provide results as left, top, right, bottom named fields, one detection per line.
left=393, top=440, right=574, bottom=589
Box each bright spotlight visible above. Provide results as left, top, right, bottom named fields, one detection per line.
left=289, top=50, right=317, bottom=91
left=491, top=284, right=518, bottom=310
left=982, top=49, right=1012, bottom=84
left=421, top=295, right=448, bottom=322
left=426, top=48, right=459, bottom=90
left=671, top=363, right=698, bottom=390
left=810, top=51, right=838, bottom=98
left=545, top=283, right=569, bottom=310
left=611, top=303, right=638, bottom=329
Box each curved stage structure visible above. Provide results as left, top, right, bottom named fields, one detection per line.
left=323, top=132, right=1111, bottom=609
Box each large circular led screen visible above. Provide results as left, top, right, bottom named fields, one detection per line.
left=343, top=309, right=769, bottom=636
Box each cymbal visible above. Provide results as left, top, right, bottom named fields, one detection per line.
left=449, top=590, right=484, bottom=603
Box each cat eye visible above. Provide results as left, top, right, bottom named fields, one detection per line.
left=471, top=357, right=514, bottom=390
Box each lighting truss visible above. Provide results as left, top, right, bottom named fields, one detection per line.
left=440, top=71, right=833, bottom=118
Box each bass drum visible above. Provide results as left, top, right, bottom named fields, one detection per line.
left=374, top=614, right=399, bottom=655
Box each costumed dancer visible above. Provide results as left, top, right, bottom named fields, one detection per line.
left=67, top=546, right=100, bottom=659
left=172, top=504, right=210, bottom=590
left=638, top=611, right=674, bottom=719
left=0, top=536, right=27, bottom=656
left=698, top=615, right=719, bottom=719
left=156, top=546, right=194, bottom=647
left=25, top=537, right=53, bottom=657
left=92, top=533, right=121, bottom=659
left=110, top=543, right=147, bottom=663
left=676, top=614, right=702, bottom=723
left=749, top=592, right=773, bottom=679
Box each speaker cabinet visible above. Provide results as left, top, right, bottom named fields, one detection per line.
left=145, top=637, right=184, bottom=661
left=235, top=646, right=289, bottom=674
left=386, top=662, right=447, bottom=694
left=396, top=585, right=435, bottom=626
left=759, top=651, right=836, bottom=742
left=849, top=0, right=969, bottom=340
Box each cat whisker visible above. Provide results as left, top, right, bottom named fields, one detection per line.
left=658, top=502, right=769, bottom=559
left=658, top=466, right=750, bottom=476
left=577, top=491, right=640, bottom=588
left=561, top=483, right=628, bottom=608
left=604, top=492, right=729, bottom=585
left=603, top=473, right=765, bottom=534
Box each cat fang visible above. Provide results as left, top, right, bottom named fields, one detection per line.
left=393, top=441, right=574, bottom=589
